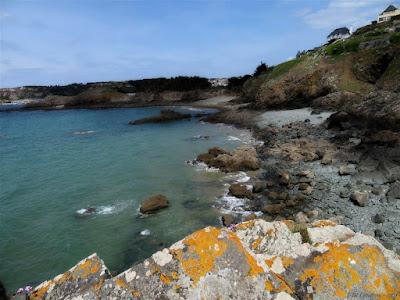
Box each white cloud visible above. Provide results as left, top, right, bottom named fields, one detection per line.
left=300, top=0, right=393, bottom=29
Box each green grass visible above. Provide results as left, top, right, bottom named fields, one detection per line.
left=326, top=39, right=360, bottom=56
left=268, top=57, right=303, bottom=79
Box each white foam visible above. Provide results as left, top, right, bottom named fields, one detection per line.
left=97, top=205, right=115, bottom=215
left=224, top=171, right=250, bottom=183
left=140, top=229, right=151, bottom=236
left=186, top=160, right=219, bottom=172
left=73, top=130, right=95, bottom=135
left=227, top=135, right=241, bottom=141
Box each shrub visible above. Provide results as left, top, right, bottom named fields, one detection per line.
left=326, top=41, right=345, bottom=55
left=390, top=32, right=400, bottom=44
left=253, top=62, right=269, bottom=77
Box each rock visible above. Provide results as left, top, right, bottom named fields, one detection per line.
left=373, top=214, right=385, bottom=224
left=387, top=181, right=400, bottom=200
left=298, top=183, right=310, bottom=191
left=266, top=191, right=279, bottom=200
left=364, top=130, right=400, bottom=145
left=244, top=213, right=257, bottom=222
left=196, top=153, right=214, bottom=164
left=339, top=189, right=350, bottom=198
left=321, top=152, right=333, bottom=165
left=30, top=219, right=400, bottom=299
left=29, top=254, right=110, bottom=300
left=221, top=214, right=235, bottom=227
left=294, top=212, right=309, bottom=223
left=252, top=181, right=266, bottom=193
left=208, top=147, right=229, bottom=156
left=375, top=229, right=384, bottom=238
left=298, top=170, right=315, bottom=179
left=306, top=209, right=319, bottom=219
left=277, top=192, right=289, bottom=200
left=228, top=184, right=253, bottom=199
left=302, top=186, right=314, bottom=195
left=200, top=145, right=260, bottom=172
left=129, top=109, right=191, bottom=125
left=261, top=203, right=286, bottom=214
left=350, top=191, right=369, bottom=207
left=278, top=171, right=290, bottom=185
left=339, top=164, right=357, bottom=176
left=139, top=194, right=169, bottom=214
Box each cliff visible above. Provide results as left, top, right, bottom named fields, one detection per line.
left=27, top=219, right=400, bottom=299
left=241, top=20, right=400, bottom=119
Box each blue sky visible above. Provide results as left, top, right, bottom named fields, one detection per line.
left=0, top=0, right=395, bottom=87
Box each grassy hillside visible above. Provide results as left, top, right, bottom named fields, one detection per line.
left=242, top=20, right=400, bottom=110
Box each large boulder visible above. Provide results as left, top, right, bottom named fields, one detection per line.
left=139, top=194, right=169, bottom=214
left=197, top=145, right=260, bottom=172
left=30, top=219, right=400, bottom=299
left=228, top=184, right=253, bottom=199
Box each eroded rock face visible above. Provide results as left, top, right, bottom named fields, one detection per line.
left=30, top=219, right=400, bottom=299
left=129, top=110, right=191, bottom=125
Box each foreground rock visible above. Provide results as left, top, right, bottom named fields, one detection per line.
left=29, top=219, right=400, bottom=299
left=197, top=145, right=260, bottom=172
left=129, top=110, right=191, bottom=125
left=139, top=194, right=169, bottom=214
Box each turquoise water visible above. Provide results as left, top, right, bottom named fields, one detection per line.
left=0, top=107, right=247, bottom=291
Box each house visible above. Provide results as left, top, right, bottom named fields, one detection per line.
left=327, top=27, right=351, bottom=41
left=378, top=4, right=400, bottom=23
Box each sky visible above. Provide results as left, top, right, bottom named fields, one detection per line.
left=0, top=0, right=396, bottom=87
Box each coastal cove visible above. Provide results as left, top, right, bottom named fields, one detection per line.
left=0, top=107, right=255, bottom=291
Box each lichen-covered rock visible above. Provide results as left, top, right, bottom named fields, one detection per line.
left=30, top=220, right=400, bottom=299
left=29, top=253, right=110, bottom=300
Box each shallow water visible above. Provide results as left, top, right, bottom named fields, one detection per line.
left=0, top=107, right=250, bottom=291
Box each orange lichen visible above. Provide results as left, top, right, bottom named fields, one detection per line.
left=312, top=220, right=337, bottom=228
left=272, top=273, right=294, bottom=294
left=171, top=271, right=179, bottom=280
left=234, top=220, right=256, bottom=231
left=75, top=258, right=101, bottom=278
left=30, top=282, right=51, bottom=300
left=265, top=280, right=274, bottom=292
left=115, top=277, right=129, bottom=289
left=160, top=273, right=172, bottom=285
left=266, top=228, right=275, bottom=237
left=132, top=290, right=141, bottom=298
left=299, top=243, right=400, bottom=298
left=265, top=257, right=275, bottom=268
left=281, top=256, right=294, bottom=268
left=252, top=238, right=262, bottom=250
left=174, top=227, right=228, bottom=284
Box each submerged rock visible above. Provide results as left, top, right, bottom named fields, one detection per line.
left=129, top=109, right=191, bottom=125
left=139, top=194, right=169, bottom=214
left=29, top=219, right=400, bottom=299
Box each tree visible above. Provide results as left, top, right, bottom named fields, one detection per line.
left=253, top=62, right=268, bottom=77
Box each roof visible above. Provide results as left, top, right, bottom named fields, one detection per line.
left=381, top=5, right=397, bottom=14
left=327, top=27, right=350, bottom=38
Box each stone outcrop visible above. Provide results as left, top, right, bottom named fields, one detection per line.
left=29, top=219, right=400, bottom=299
left=129, top=110, right=191, bottom=125
left=139, top=194, right=169, bottom=214
left=196, top=145, right=260, bottom=172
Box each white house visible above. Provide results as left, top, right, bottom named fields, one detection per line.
left=378, top=4, right=400, bottom=23
left=327, top=27, right=351, bottom=41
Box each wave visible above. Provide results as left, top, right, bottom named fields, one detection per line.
left=185, top=160, right=219, bottom=172
left=72, top=130, right=95, bottom=136
left=75, top=200, right=131, bottom=217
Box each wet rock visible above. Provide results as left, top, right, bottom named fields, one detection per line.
left=302, top=186, right=314, bottom=195
left=140, top=194, right=169, bottom=214
left=221, top=214, right=235, bottom=227
left=373, top=214, right=385, bottom=224
left=229, top=184, right=253, bottom=199
left=339, top=164, right=357, bottom=176
left=298, top=183, right=310, bottom=191
left=252, top=181, right=266, bottom=193
left=129, top=109, right=191, bottom=125
left=196, top=153, right=214, bottom=164
left=321, top=152, right=333, bottom=165
left=350, top=191, right=369, bottom=207
left=244, top=213, right=257, bottom=222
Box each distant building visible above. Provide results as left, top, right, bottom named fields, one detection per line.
left=209, top=78, right=228, bottom=87
left=378, top=4, right=400, bottom=23
left=327, top=27, right=351, bottom=41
